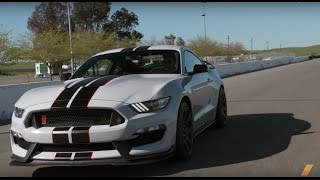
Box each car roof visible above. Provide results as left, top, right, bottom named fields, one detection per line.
left=92, top=45, right=186, bottom=57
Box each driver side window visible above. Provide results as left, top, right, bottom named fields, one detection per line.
left=184, top=51, right=203, bottom=73
left=86, top=58, right=112, bottom=77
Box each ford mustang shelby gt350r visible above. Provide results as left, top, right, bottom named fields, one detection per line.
left=10, top=45, right=227, bottom=166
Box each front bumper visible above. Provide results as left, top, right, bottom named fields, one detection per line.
left=10, top=145, right=175, bottom=166
left=10, top=100, right=178, bottom=165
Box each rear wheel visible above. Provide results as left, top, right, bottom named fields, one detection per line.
left=213, top=87, right=228, bottom=129
left=175, top=101, right=193, bottom=161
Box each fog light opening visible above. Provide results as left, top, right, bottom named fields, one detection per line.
left=12, top=131, right=23, bottom=139
left=11, top=131, right=31, bottom=150
left=134, top=124, right=166, bottom=135
left=110, top=112, right=125, bottom=127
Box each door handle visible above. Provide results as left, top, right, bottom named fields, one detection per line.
left=207, top=78, right=212, bottom=82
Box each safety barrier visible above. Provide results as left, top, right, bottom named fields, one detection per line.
left=215, top=56, right=309, bottom=78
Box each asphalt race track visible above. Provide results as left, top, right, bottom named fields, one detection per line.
left=0, top=58, right=319, bottom=177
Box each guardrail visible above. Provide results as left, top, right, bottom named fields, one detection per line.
left=0, top=56, right=310, bottom=123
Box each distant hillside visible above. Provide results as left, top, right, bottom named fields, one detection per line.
left=253, top=45, right=320, bottom=56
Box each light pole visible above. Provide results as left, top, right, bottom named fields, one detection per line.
left=227, top=34, right=230, bottom=57
left=201, top=2, right=207, bottom=58
left=266, top=41, right=269, bottom=51
left=67, top=2, right=74, bottom=74
left=202, top=2, right=207, bottom=40
left=250, top=38, right=253, bottom=60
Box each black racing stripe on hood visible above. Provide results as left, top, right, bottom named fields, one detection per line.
left=87, top=75, right=120, bottom=87
left=68, top=88, right=97, bottom=108
left=121, top=47, right=135, bottom=52
left=134, top=46, right=150, bottom=51
left=51, top=77, right=98, bottom=108
left=70, top=75, right=121, bottom=108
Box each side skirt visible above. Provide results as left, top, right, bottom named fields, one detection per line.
left=193, top=112, right=217, bottom=137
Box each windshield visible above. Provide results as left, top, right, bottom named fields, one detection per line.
left=71, top=50, right=181, bottom=79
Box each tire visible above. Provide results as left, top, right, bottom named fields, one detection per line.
left=175, top=101, right=193, bottom=161
left=214, top=87, right=228, bottom=129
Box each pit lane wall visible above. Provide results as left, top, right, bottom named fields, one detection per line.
left=0, top=81, right=62, bottom=123
left=0, top=56, right=309, bottom=122
left=215, top=56, right=309, bottom=78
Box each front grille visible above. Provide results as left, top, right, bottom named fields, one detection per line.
left=36, top=143, right=116, bottom=152
left=29, top=109, right=124, bottom=128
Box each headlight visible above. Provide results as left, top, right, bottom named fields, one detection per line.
left=130, top=97, right=170, bottom=113
left=14, top=107, right=24, bottom=118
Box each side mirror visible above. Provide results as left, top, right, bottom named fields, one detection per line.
left=193, top=64, right=208, bottom=74
left=60, top=72, right=71, bottom=81
left=201, top=60, right=215, bottom=69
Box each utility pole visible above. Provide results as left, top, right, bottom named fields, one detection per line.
left=202, top=3, right=207, bottom=40
left=67, top=2, right=74, bottom=74
left=201, top=2, right=207, bottom=57
left=227, top=34, right=230, bottom=57
left=250, top=38, right=253, bottom=60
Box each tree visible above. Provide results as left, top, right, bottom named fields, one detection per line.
left=0, top=29, right=26, bottom=63
left=176, top=37, right=185, bottom=46
left=27, top=2, right=68, bottom=34
left=141, top=35, right=157, bottom=46
left=13, top=32, right=35, bottom=61
left=26, top=2, right=144, bottom=77
left=188, top=35, right=226, bottom=58
left=72, top=2, right=111, bottom=32
left=229, top=42, right=246, bottom=56
left=110, top=7, right=143, bottom=41
left=27, top=30, right=69, bottom=80
left=164, top=34, right=176, bottom=45
left=72, top=30, right=141, bottom=62
left=0, top=29, right=11, bottom=63
left=140, top=35, right=165, bottom=46
left=72, top=30, right=116, bottom=61
left=187, top=35, right=246, bottom=58
left=131, top=30, right=144, bottom=42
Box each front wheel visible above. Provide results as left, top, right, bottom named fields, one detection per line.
left=175, top=101, right=193, bottom=161
left=213, top=87, right=228, bottom=129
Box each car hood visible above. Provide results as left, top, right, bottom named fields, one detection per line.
left=15, top=74, right=182, bottom=109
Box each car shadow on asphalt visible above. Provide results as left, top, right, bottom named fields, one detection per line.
left=32, top=113, right=312, bottom=177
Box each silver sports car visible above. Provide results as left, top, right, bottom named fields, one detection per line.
left=10, top=45, right=227, bottom=166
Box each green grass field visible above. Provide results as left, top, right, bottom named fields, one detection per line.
left=254, top=45, right=320, bottom=56
left=0, top=62, right=34, bottom=70
left=0, top=62, right=34, bottom=76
